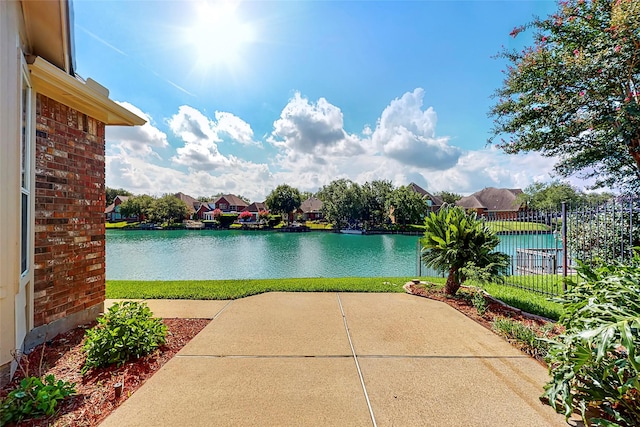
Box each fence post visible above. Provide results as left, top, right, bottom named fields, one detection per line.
left=562, top=201, right=568, bottom=292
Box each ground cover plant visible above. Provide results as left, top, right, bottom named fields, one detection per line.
left=82, top=301, right=167, bottom=373
left=0, top=375, right=75, bottom=425
left=542, top=258, right=640, bottom=427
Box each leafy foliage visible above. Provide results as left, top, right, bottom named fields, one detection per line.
left=518, top=180, right=614, bottom=211
left=82, top=301, right=167, bottom=374
left=265, top=184, right=302, bottom=221
left=0, top=375, right=76, bottom=425
left=148, top=194, right=190, bottom=224
left=492, top=317, right=552, bottom=359
left=361, top=180, right=394, bottom=225
left=317, top=179, right=366, bottom=228
left=421, top=206, right=509, bottom=295
left=490, top=0, right=640, bottom=192
left=105, top=187, right=132, bottom=207
left=119, top=194, right=155, bottom=220
left=471, top=290, right=488, bottom=316
left=543, top=258, right=640, bottom=426
left=387, top=185, right=429, bottom=226
left=566, top=203, right=640, bottom=264
left=436, top=191, right=462, bottom=204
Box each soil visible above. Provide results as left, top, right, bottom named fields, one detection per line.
left=0, top=318, right=210, bottom=427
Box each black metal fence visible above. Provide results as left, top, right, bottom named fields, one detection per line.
left=417, top=198, right=640, bottom=295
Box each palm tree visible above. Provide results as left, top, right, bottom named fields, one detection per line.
left=421, top=206, right=509, bottom=295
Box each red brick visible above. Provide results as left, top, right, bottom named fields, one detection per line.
left=33, top=94, right=106, bottom=327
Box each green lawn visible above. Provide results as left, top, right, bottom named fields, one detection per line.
left=106, top=275, right=561, bottom=320
left=472, top=281, right=563, bottom=320
left=106, top=277, right=414, bottom=300
left=105, top=221, right=138, bottom=229
left=486, top=221, right=551, bottom=233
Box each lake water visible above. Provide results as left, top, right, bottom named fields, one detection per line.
left=106, top=230, right=421, bottom=280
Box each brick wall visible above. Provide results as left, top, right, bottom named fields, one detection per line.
left=33, top=94, right=106, bottom=327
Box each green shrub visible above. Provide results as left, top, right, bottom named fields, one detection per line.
left=0, top=374, right=76, bottom=425
left=218, top=214, right=239, bottom=228
left=267, top=214, right=282, bottom=228
left=543, top=258, right=640, bottom=426
left=82, top=301, right=167, bottom=374
left=471, top=291, right=488, bottom=316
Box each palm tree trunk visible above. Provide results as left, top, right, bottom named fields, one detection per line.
left=444, top=267, right=460, bottom=295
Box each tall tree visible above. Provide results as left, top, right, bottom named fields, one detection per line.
left=265, top=184, right=302, bottom=222
left=519, top=181, right=584, bottom=210
left=317, top=179, right=365, bottom=228
left=148, top=194, right=189, bottom=224
left=362, top=180, right=394, bottom=225
left=436, top=191, right=462, bottom=205
left=119, top=195, right=155, bottom=220
left=490, top=0, right=640, bottom=192
left=386, top=185, right=429, bottom=226
left=106, top=187, right=132, bottom=207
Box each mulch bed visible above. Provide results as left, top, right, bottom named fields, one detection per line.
left=0, top=318, right=210, bottom=426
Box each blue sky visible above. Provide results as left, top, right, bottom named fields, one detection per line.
left=73, top=0, right=561, bottom=201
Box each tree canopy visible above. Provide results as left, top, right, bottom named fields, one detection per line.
left=387, top=185, right=429, bottom=226
left=106, top=187, right=132, bottom=207
left=265, top=184, right=302, bottom=221
left=436, top=191, right=462, bottom=205
left=317, top=179, right=365, bottom=228
left=119, top=195, right=154, bottom=220
left=490, top=0, right=640, bottom=192
left=519, top=180, right=614, bottom=210
left=148, top=194, right=189, bottom=224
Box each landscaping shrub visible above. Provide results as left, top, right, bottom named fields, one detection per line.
left=0, top=375, right=75, bottom=425
left=471, top=290, right=488, bottom=316
left=217, top=213, right=239, bottom=228
left=543, top=258, right=640, bottom=426
left=267, top=214, right=282, bottom=228
left=82, top=301, right=167, bottom=373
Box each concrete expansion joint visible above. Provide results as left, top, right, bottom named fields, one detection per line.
left=175, top=354, right=354, bottom=359
left=336, top=293, right=377, bottom=427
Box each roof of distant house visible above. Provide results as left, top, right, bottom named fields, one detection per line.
left=244, top=202, right=267, bottom=212
left=214, top=194, right=249, bottom=208
left=174, top=192, right=199, bottom=213
left=456, top=187, right=523, bottom=212
left=408, top=182, right=443, bottom=206
left=105, top=195, right=130, bottom=214
left=300, top=197, right=323, bottom=213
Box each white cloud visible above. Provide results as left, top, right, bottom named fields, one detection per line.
left=107, top=102, right=169, bottom=158
left=269, top=92, right=368, bottom=159
left=105, top=94, right=568, bottom=202
left=169, top=106, right=234, bottom=170
left=214, top=111, right=259, bottom=146
left=106, top=153, right=273, bottom=201
left=371, top=88, right=461, bottom=170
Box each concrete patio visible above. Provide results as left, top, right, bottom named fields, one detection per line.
left=101, top=293, right=570, bottom=426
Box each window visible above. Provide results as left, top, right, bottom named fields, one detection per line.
left=20, top=65, right=31, bottom=276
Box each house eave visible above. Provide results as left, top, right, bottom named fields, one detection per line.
left=28, top=57, right=145, bottom=126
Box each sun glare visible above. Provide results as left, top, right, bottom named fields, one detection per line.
left=187, top=1, right=255, bottom=69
